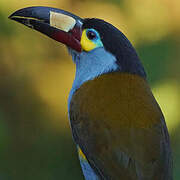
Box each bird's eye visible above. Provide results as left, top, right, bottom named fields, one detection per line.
left=81, top=29, right=103, bottom=51
left=86, top=30, right=97, bottom=40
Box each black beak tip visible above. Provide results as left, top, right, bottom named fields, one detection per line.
left=8, top=13, right=22, bottom=24
left=8, top=10, right=21, bottom=20
left=8, top=7, right=33, bottom=21
left=8, top=13, right=13, bottom=19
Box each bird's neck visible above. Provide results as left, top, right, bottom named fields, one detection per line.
left=68, top=48, right=119, bottom=109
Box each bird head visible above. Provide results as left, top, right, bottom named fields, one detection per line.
left=9, top=6, right=146, bottom=91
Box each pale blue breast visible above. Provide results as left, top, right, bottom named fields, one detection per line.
left=68, top=47, right=118, bottom=109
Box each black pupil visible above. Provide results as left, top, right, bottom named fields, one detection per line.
left=87, top=30, right=97, bottom=40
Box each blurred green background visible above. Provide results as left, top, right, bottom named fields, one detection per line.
left=0, top=0, right=180, bottom=179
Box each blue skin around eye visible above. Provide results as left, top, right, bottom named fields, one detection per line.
left=86, top=29, right=103, bottom=48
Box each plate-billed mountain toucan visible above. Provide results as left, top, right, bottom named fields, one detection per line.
left=9, top=6, right=172, bottom=180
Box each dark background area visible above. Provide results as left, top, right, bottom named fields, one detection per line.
left=0, top=0, right=180, bottom=179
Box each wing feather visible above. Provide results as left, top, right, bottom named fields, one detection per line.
left=69, top=73, right=172, bottom=180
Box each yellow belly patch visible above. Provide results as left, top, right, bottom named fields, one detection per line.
left=78, top=146, right=87, bottom=161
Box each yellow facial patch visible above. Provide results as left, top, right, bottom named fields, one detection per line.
left=80, top=29, right=97, bottom=52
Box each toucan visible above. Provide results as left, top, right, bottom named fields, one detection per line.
left=9, top=6, right=173, bottom=180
